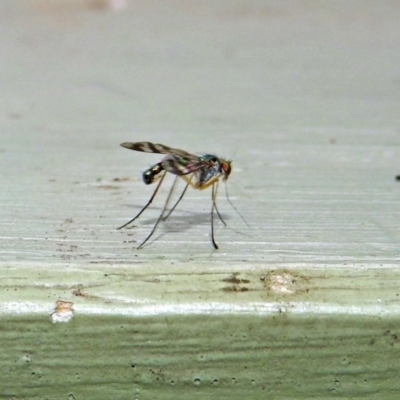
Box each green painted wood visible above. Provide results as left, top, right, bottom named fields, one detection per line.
left=1, top=315, right=399, bottom=399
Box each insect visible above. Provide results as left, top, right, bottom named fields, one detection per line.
left=118, top=141, right=237, bottom=249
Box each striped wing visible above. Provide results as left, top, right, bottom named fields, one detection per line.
left=161, top=154, right=207, bottom=176
left=120, top=141, right=197, bottom=160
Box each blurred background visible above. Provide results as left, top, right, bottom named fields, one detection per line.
left=2, top=1, right=399, bottom=134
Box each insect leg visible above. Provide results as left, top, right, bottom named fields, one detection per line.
left=224, top=183, right=250, bottom=227
left=210, top=183, right=219, bottom=249
left=162, top=175, right=192, bottom=221
left=137, top=175, right=179, bottom=249
left=117, top=171, right=167, bottom=230
left=212, top=180, right=227, bottom=226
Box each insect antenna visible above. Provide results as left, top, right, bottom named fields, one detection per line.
left=137, top=176, right=179, bottom=249
left=224, top=182, right=250, bottom=227
left=117, top=171, right=167, bottom=230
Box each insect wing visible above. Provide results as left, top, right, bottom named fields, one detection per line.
left=161, top=155, right=206, bottom=176
left=120, top=142, right=196, bottom=159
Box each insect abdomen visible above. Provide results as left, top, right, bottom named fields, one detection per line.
left=142, top=163, right=163, bottom=184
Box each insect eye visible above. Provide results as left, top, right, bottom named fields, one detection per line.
left=222, top=162, right=231, bottom=174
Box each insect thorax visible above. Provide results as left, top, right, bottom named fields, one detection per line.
left=197, top=154, right=224, bottom=185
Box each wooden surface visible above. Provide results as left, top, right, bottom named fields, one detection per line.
left=2, top=314, right=400, bottom=399
left=1, top=1, right=400, bottom=398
